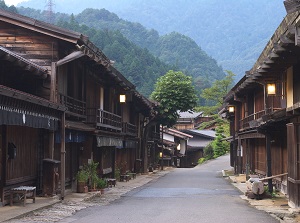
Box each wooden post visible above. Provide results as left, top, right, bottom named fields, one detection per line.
left=49, top=132, right=54, bottom=159
left=266, top=133, right=273, bottom=193
left=0, top=125, right=6, bottom=206
left=60, top=112, right=66, bottom=200
left=50, top=62, right=57, bottom=102
left=237, top=136, right=242, bottom=174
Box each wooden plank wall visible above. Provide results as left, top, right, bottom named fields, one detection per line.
left=254, top=90, right=264, bottom=113
left=6, top=126, right=38, bottom=185
left=271, top=130, right=287, bottom=176
left=0, top=21, right=59, bottom=71
left=255, top=138, right=266, bottom=175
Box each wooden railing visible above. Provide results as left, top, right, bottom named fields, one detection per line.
left=239, top=107, right=282, bottom=130
left=59, top=94, right=86, bottom=117
left=122, top=122, right=137, bottom=136
left=87, top=108, right=122, bottom=131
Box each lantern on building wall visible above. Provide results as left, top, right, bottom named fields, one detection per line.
left=119, top=94, right=126, bottom=103
left=266, top=83, right=276, bottom=96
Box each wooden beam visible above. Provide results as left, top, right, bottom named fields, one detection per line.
left=296, top=26, right=300, bottom=46
left=259, top=173, right=288, bottom=181
left=284, top=0, right=300, bottom=14
left=280, top=34, right=294, bottom=45
left=273, top=43, right=286, bottom=53
left=264, top=58, right=275, bottom=64
left=56, top=51, right=84, bottom=67
left=261, top=63, right=271, bottom=69
left=268, top=52, right=279, bottom=59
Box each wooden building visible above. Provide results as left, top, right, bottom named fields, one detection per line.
left=181, top=129, right=215, bottom=167
left=174, top=111, right=213, bottom=130
left=222, top=10, right=300, bottom=208
left=158, top=128, right=192, bottom=168
left=0, top=9, right=158, bottom=205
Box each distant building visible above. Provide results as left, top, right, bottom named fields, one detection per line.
left=174, top=111, right=213, bottom=130
left=181, top=129, right=216, bottom=167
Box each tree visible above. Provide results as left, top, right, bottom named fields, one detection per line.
left=213, top=125, right=228, bottom=158
left=198, top=70, right=235, bottom=115
left=150, top=70, right=198, bottom=127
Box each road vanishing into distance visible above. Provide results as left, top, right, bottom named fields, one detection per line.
left=60, top=155, right=278, bottom=223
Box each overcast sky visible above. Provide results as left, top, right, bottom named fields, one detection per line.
left=4, top=0, right=27, bottom=6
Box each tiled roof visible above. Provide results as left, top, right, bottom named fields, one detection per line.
left=178, top=111, right=203, bottom=119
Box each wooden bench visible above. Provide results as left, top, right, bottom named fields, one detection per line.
left=106, top=178, right=116, bottom=187
left=127, top=173, right=137, bottom=179
left=120, top=175, right=130, bottom=182
left=10, top=186, right=36, bottom=206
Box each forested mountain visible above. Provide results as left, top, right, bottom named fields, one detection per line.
left=16, top=0, right=286, bottom=80
left=15, top=6, right=225, bottom=99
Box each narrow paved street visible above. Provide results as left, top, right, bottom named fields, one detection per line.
left=59, top=155, right=278, bottom=223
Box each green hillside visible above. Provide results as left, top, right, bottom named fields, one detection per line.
left=16, top=6, right=225, bottom=99
left=16, top=0, right=286, bottom=80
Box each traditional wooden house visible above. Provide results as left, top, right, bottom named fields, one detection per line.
left=0, top=43, right=66, bottom=205
left=181, top=129, right=215, bottom=167
left=0, top=9, right=157, bottom=205
left=223, top=9, right=300, bottom=208
left=174, top=111, right=213, bottom=130
left=157, top=127, right=192, bottom=168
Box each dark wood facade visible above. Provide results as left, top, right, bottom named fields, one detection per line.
left=223, top=11, right=300, bottom=208
left=0, top=9, right=158, bottom=206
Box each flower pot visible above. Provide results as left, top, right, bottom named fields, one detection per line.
left=77, top=181, right=86, bottom=193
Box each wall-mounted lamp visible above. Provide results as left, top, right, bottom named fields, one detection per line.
left=119, top=94, right=126, bottom=103
left=177, top=144, right=180, bottom=151
left=228, top=105, right=235, bottom=113
left=266, top=83, right=276, bottom=95
left=159, top=152, right=163, bottom=158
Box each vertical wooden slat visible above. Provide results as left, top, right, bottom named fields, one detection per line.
left=60, top=112, right=65, bottom=200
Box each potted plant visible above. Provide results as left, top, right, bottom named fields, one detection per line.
left=97, top=178, right=107, bottom=194
left=76, top=169, right=88, bottom=193
left=85, top=161, right=100, bottom=191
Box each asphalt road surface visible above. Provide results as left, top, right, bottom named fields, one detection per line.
left=60, top=155, right=278, bottom=223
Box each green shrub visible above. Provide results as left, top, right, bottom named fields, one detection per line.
left=204, top=143, right=214, bottom=160
left=198, top=157, right=206, bottom=164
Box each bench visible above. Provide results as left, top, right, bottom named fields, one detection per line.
left=10, top=186, right=36, bottom=206
left=127, top=173, right=136, bottom=179
left=120, top=175, right=130, bottom=182
left=106, top=178, right=116, bottom=187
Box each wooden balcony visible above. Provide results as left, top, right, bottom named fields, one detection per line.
left=59, top=94, right=86, bottom=118
left=87, top=108, right=122, bottom=132
left=240, top=107, right=282, bottom=130
left=122, top=122, right=137, bottom=136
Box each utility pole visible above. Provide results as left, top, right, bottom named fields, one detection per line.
left=45, top=0, right=55, bottom=24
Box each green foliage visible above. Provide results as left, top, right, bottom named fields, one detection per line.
left=96, top=178, right=107, bottom=189
left=198, top=157, right=206, bottom=164
left=76, top=169, right=89, bottom=183
left=198, top=114, right=230, bottom=161
left=56, top=18, right=172, bottom=97
left=213, top=125, right=229, bottom=158
left=150, top=70, right=198, bottom=126
left=201, top=70, right=235, bottom=107
left=114, top=168, right=121, bottom=181
left=203, top=143, right=214, bottom=160
left=0, top=0, right=17, bottom=13
left=17, top=7, right=225, bottom=99
left=17, top=1, right=286, bottom=81
left=81, top=161, right=100, bottom=189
